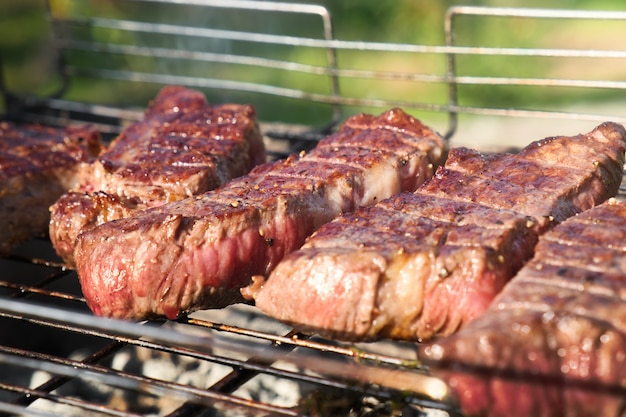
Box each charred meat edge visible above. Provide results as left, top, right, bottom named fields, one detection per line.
left=49, top=85, right=265, bottom=266
left=249, top=122, right=626, bottom=342
left=74, top=108, right=446, bottom=320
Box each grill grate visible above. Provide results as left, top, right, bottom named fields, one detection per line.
left=0, top=246, right=456, bottom=417
left=6, top=1, right=626, bottom=145
left=2, top=1, right=626, bottom=416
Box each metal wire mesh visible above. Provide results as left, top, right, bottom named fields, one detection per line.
left=4, top=2, right=626, bottom=141
left=0, top=244, right=457, bottom=416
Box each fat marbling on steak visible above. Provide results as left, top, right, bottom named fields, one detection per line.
left=49, top=86, right=265, bottom=266
left=74, top=108, right=446, bottom=320
left=249, top=122, right=626, bottom=342
left=421, top=198, right=626, bottom=417
left=0, top=122, right=102, bottom=254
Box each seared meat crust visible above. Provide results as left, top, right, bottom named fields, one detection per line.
left=0, top=122, right=102, bottom=253
left=50, top=86, right=265, bottom=265
left=251, top=122, right=626, bottom=342
left=422, top=199, right=626, bottom=417
left=74, top=108, right=446, bottom=320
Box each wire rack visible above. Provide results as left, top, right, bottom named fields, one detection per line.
left=5, top=1, right=626, bottom=145
left=2, top=1, right=626, bottom=416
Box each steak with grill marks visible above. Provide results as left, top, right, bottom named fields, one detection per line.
left=74, top=108, right=446, bottom=320
left=249, top=122, right=626, bottom=342
left=421, top=198, right=626, bottom=417
left=49, top=86, right=265, bottom=266
left=0, top=122, right=102, bottom=254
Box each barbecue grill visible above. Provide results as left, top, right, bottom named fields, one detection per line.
left=2, top=1, right=626, bottom=416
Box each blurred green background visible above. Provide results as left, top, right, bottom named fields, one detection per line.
left=1, top=0, right=626, bottom=136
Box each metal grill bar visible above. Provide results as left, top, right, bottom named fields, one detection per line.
left=443, top=5, right=626, bottom=138
left=4, top=1, right=622, bottom=139
left=0, top=298, right=447, bottom=399
left=46, top=0, right=343, bottom=124
left=0, top=348, right=300, bottom=417
left=30, top=1, right=626, bottom=143
left=0, top=383, right=143, bottom=417
left=0, top=258, right=456, bottom=415
left=58, top=15, right=626, bottom=57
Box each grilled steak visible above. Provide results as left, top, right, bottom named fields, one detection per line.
left=421, top=198, right=626, bottom=417
left=74, top=108, right=446, bottom=320
left=0, top=122, right=102, bottom=254
left=249, top=122, right=626, bottom=342
left=50, top=86, right=265, bottom=266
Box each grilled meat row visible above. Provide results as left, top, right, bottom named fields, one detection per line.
left=0, top=122, right=102, bottom=254
left=73, top=108, right=446, bottom=320
left=422, top=198, right=626, bottom=417
left=50, top=86, right=265, bottom=266
left=249, top=122, right=626, bottom=342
